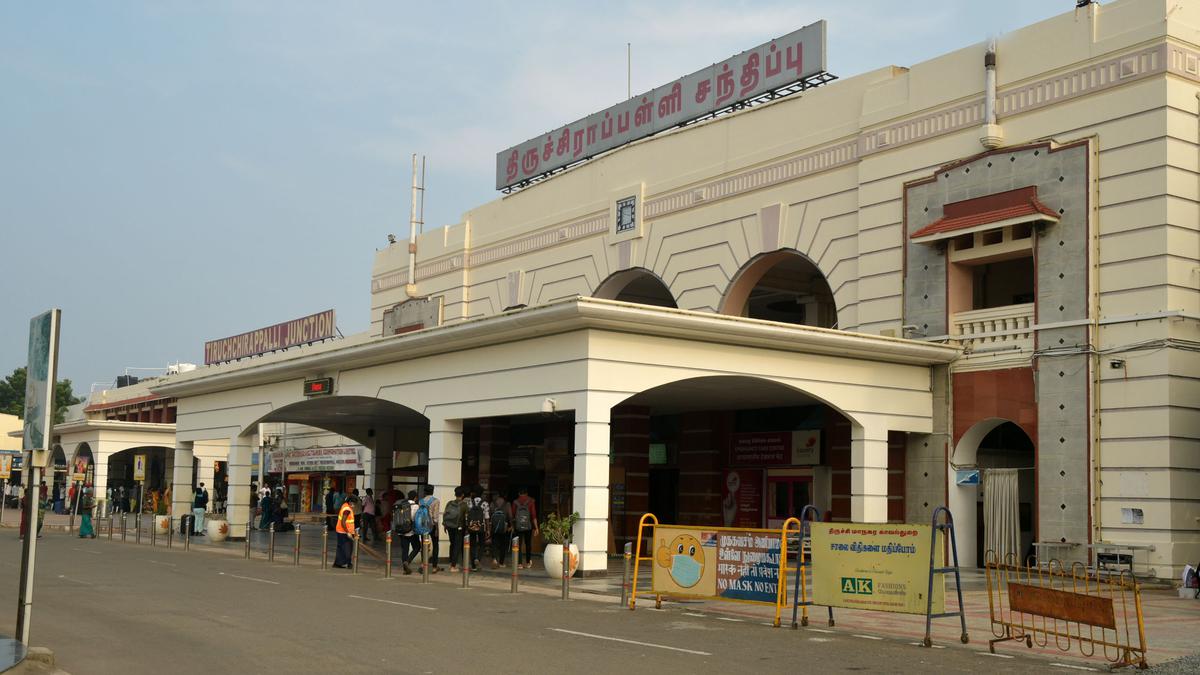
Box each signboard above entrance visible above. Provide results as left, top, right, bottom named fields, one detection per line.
left=270, top=446, right=363, bottom=474
left=730, top=431, right=820, bottom=466
left=495, top=20, right=828, bottom=190
left=204, top=309, right=336, bottom=365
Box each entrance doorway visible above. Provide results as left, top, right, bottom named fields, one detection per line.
left=649, top=468, right=679, bottom=523
left=766, top=474, right=812, bottom=529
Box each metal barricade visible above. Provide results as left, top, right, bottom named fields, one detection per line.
left=984, top=551, right=1148, bottom=669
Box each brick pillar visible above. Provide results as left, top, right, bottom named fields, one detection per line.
left=610, top=405, right=650, bottom=549
left=678, top=412, right=722, bottom=525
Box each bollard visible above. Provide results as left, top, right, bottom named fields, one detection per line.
left=562, top=543, right=571, bottom=600
left=384, top=532, right=392, bottom=579
left=167, top=517, right=173, bottom=548
left=268, top=523, right=276, bottom=562
left=135, top=514, right=141, bottom=545
left=245, top=526, right=252, bottom=559
left=293, top=525, right=301, bottom=567
left=108, top=513, right=114, bottom=540
left=621, top=542, right=632, bottom=607
left=462, top=538, right=470, bottom=588
left=321, top=527, right=329, bottom=570
left=352, top=535, right=360, bottom=574
left=151, top=517, right=157, bottom=547
left=184, top=515, right=191, bottom=551
left=121, top=513, right=128, bottom=541
left=510, top=537, right=520, bottom=594
left=421, top=535, right=430, bottom=584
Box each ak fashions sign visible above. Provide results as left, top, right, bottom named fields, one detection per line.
left=811, top=523, right=945, bottom=615
left=204, top=310, right=336, bottom=365
left=496, top=20, right=827, bottom=189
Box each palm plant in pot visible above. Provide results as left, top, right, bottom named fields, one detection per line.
left=541, top=511, right=580, bottom=579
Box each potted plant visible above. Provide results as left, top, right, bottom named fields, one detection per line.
left=207, top=514, right=229, bottom=542
left=541, top=511, right=580, bottom=579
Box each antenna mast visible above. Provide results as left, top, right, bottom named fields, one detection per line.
left=406, top=154, right=426, bottom=295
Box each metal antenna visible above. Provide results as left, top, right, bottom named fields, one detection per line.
left=627, top=43, right=631, bottom=99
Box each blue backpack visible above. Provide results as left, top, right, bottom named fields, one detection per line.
left=414, top=496, right=433, bottom=536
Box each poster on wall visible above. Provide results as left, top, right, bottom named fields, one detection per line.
left=133, top=454, right=147, bottom=481
left=722, top=469, right=762, bottom=528
left=651, top=525, right=784, bottom=605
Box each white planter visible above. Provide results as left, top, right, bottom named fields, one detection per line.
left=207, top=519, right=229, bottom=542
left=154, top=515, right=170, bottom=535
left=543, top=543, right=579, bottom=579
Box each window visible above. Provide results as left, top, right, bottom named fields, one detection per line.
left=972, top=257, right=1034, bottom=309
left=615, top=196, right=637, bottom=233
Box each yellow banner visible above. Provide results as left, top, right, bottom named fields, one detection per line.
left=134, top=454, right=146, bottom=481
left=811, top=523, right=945, bottom=615
left=0, top=454, right=11, bottom=479
left=650, top=525, right=785, bottom=605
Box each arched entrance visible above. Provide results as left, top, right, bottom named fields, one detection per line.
left=593, top=268, right=677, bottom=308
left=721, top=250, right=837, bottom=327
left=107, top=446, right=172, bottom=513
left=49, top=445, right=67, bottom=513
left=951, top=419, right=1037, bottom=567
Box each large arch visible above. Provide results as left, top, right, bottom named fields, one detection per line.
left=720, top=250, right=837, bottom=328
left=593, top=268, right=677, bottom=308
left=950, top=418, right=1037, bottom=567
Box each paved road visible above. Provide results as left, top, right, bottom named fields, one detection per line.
left=1, top=530, right=1071, bottom=674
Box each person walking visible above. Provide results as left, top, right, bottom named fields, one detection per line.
left=417, top=485, right=441, bottom=573
left=464, top=486, right=489, bottom=572
left=512, top=487, right=539, bottom=569
left=361, top=488, right=376, bottom=543
left=443, top=487, right=466, bottom=573
left=192, top=482, right=209, bottom=536
left=78, top=488, right=96, bottom=538
left=333, top=494, right=357, bottom=569
left=393, top=490, right=420, bottom=574
left=324, top=487, right=336, bottom=531
left=258, top=490, right=273, bottom=531
left=490, top=494, right=510, bottom=568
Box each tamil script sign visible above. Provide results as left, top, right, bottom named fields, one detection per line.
left=270, top=446, right=363, bottom=474
left=23, top=309, right=60, bottom=468
left=496, top=21, right=827, bottom=189
left=811, top=523, right=945, bottom=615
left=651, top=525, right=784, bottom=605
left=729, top=431, right=820, bottom=466
left=204, top=309, right=336, bottom=365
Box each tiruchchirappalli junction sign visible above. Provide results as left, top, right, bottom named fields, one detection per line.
left=496, top=20, right=829, bottom=190
left=204, top=309, right=336, bottom=365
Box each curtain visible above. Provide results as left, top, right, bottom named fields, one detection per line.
left=983, top=468, right=1020, bottom=564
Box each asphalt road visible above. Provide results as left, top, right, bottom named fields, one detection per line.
left=0, top=530, right=1066, bottom=674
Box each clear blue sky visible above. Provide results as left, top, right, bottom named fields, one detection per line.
left=0, top=0, right=1069, bottom=396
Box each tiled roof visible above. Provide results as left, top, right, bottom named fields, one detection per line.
left=911, top=186, right=1058, bottom=240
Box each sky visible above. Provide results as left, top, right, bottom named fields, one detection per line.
left=0, top=0, right=1071, bottom=398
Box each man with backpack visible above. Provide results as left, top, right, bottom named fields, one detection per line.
left=416, top=484, right=441, bottom=573
left=443, top=486, right=467, bottom=572
left=393, top=490, right=420, bottom=574
left=490, top=494, right=510, bottom=568
left=463, top=486, right=489, bottom=572
left=512, top=487, right=539, bottom=569
left=192, top=483, right=209, bottom=536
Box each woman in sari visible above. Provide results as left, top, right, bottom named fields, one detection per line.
left=78, top=487, right=96, bottom=538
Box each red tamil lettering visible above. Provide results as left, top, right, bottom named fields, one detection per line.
left=739, top=53, right=760, bottom=97
left=765, top=43, right=782, bottom=77
left=505, top=150, right=519, bottom=182
left=715, top=64, right=735, bottom=105
left=787, top=42, right=804, bottom=77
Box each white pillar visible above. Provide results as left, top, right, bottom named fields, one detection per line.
left=428, top=420, right=463, bottom=558
left=171, top=442, right=194, bottom=521
left=574, top=403, right=612, bottom=575
left=92, top=445, right=110, bottom=518
left=851, top=424, right=889, bottom=524
left=227, top=437, right=253, bottom=540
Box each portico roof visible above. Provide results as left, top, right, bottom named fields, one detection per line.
left=153, top=297, right=959, bottom=398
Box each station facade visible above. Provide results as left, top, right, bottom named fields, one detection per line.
left=153, top=0, right=1198, bottom=577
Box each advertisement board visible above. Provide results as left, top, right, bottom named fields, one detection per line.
left=270, top=446, right=364, bottom=474
left=651, top=525, right=784, bottom=605
left=811, top=523, right=944, bottom=615
left=722, top=469, right=762, bottom=527
left=22, top=310, right=60, bottom=467
left=133, top=454, right=147, bottom=481
left=729, top=431, right=820, bottom=466
left=496, top=21, right=827, bottom=189
left=0, top=453, right=12, bottom=480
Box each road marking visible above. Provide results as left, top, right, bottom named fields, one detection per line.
left=853, top=634, right=883, bottom=640
left=977, top=652, right=1014, bottom=659
left=807, top=628, right=835, bottom=634
left=71, top=548, right=100, bottom=555
left=809, top=637, right=833, bottom=643
left=348, top=594, right=436, bottom=611
left=1051, top=665, right=1098, bottom=672
left=56, top=574, right=90, bottom=586
left=217, top=572, right=279, bottom=585
left=716, top=617, right=743, bottom=623
left=549, top=629, right=712, bottom=656
left=682, top=612, right=706, bottom=618
left=147, top=560, right=176, bottom=567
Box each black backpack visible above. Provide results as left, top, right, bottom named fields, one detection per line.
left=491, top=505, right=509, bottom=535
left=466, top=500, right=486, bottom=533
left=393, top=500, right=414, bottom=535
left=514, top=500, right=532, bottom=533
left=442, top=499, right=463, bottom=529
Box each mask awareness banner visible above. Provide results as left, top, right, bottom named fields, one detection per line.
left=811, top=523, right=945, bottom=615
left=650, top=525, right=784, bottom=604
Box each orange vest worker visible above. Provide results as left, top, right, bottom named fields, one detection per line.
left=337, top=502, right=356, bottom=535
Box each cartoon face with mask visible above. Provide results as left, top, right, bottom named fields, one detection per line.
left=656, top=533, right=705, bottom=588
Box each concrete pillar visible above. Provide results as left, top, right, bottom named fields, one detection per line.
left=227, top=437, right=253, bottom=540
left=171, top=442, right=194, bottom=520
left=92, top=444, right=111, bottom=517
left=851, top=423, right=889, bottom=523
left=428, top=420, right=463, bottom=558
left=574, top=397, right=613, bottom=575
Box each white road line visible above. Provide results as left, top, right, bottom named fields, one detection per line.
left=217, top=572, right=279, bottom=585
left=71, top=548, right=100, bottom=555
left=807, top=628, right=835, bottom=634
left=716, top=617, right=743, bottom=623
left=853, top=634, right=883, bottom=640
left=809, top=637, right=833, bottom=643
left=348, top=594, right=437, bottom=611
left=549, top=629, right=712, bottom=656
left=682, top=612, right=706, bottom=617
left=976, top=652, right=1014, bottom=659
left=1051, top=664, right=1098, bottom=672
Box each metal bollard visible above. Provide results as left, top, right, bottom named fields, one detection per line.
left=184, top=516, right=191, bottom=551
left=294, top=525, right=301, bottom=567
left=462, top=538, right=470, bottom=588
left=421, top=535, right=430, bottom=584
left=151, top=517, right=157, bottom=547
left=167, top=517, right=173, bottom=548
left=562, top=543, right=571, bottom=600
left=268, top=523, right=276, bottom=562
left=321, top=526, right=329, bottom=570
left=352, top=535, right=360, bottom=574
left=384, top=532, right=392, bottom=579
left=135, top=514, right=141, bottom=544
left=511, top=537, right=520, bottom=594
left=245, top=526, right=252, bottom=559
left=108, top=514, right=115, bottom=540
left=621, top=542, right=632, bottom=607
